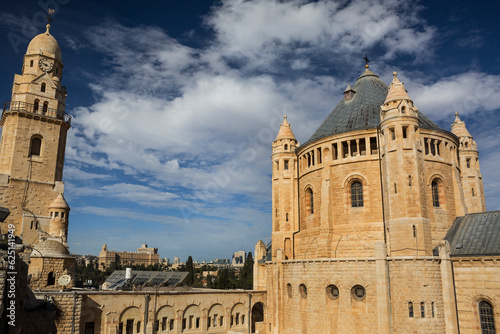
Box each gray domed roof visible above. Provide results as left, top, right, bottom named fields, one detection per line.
left=302, top=68, right=442, bottom=147
left=31, top=238, right=70, bottom=258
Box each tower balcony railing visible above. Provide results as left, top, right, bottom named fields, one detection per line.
left=2, top=100, right=72, bottom=125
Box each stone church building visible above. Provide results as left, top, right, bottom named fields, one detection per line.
left=253, top=64, right=500, bottom=333
left=0, top=19, right=498, bottom=334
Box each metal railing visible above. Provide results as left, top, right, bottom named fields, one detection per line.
left=3, top=100, right=72, bottom=125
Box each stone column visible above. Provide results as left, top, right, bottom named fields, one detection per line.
left=375, top=242, right=391, bottom=334
left=438, top=241, right=459, bottom=334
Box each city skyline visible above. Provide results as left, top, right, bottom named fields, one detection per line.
left=0, top=0, right=499, bottom=260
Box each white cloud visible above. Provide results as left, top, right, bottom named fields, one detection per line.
left=404, top=71, right=500, bottom=121
left=205, top=0, right=435, bottom=70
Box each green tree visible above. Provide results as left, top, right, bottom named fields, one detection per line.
left=239, top=252, right=254, bottom=289
left=185, top=256, right=195, bottom=286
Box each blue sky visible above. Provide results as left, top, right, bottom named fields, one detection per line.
left=0, top=0, right=499, bottom=261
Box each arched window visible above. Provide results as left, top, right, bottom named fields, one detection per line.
left=34, top=99, right=39, bottom=112
left=306, top=188, right=314, bottom=214
left=42, top=101, right=48, bottom=114
left=284, top=144, right=288, bottom=151
left=351, top=181, right=363, bottom=207
left=30, top=136, right=42, bottom=157
left=41, top=83, right=46, bottom=92
left=479, top=301, right=496, bottom=333
left=47, top=272, right=55, bottom=286
left=420, top=302, right=425, bottom=318
left=432, top=180, right=440, bottom=207
left=408, top=302, right=414, bottom=317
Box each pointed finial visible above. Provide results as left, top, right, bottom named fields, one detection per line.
left=455, top=112, right=459, bottom=116
left=283, top=114, right=287, bottom=121
left=393, top=71, right=398, bottom=78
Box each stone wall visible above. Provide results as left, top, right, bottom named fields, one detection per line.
left=388, top=257, right=446, bottom=333
left=78, top=290, right=266, bottom=334
left=33, top=291, right=81, bottom=334
left=452, top=257, right=500, bottom=333
left=0, top=177, right=65, bottom=244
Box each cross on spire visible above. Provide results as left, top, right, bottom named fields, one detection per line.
left=46, top=8, right=55, bottom=25
left=363, top=54, right=370, bottom=69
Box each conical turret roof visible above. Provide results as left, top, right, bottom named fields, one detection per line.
left=451, top=112, right=472, bottom=138
left=302, top=68, right=443, bottom=147
left=275, top=115, right=296, bottom=141
left=384, top=71, right=411, bottom=104
left=49, top=193, right=70, bottom=210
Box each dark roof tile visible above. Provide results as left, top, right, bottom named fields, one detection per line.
left=444, top=211, right=500, bottom=257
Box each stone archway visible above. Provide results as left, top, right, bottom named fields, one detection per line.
left=251, top=302, right=264, bottom=333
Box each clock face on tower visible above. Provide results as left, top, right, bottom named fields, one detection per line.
left=39, top=58, right=54, bottom=72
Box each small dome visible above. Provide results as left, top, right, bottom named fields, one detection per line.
left=26, top=24, right=62, bottom=61
left=49, top=193, right=70, bottom=210
left=31, top=238, right=70, bottom=257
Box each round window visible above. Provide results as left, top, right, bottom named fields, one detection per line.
left=299, top=284, right=307, bottom=298
left=351, top=285, right=366, bottom=301
left=326, top=284, right=339, bottom=300
left=287, top=283, right=292, bottom=298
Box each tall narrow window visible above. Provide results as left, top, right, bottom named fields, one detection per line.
left=402, top=126, right=408, bottom=138
left=30, top=60, right=34, bottom=67
left=408, top=302, right=414, bottom=317
left=431, top=302, right=435, bottom=317
left=284, top=160, right=289, bottom=170
left=30, top=136, right=42, bottom=157
left=42, top=101, right=48, bottom=114
left=432, top=180, right=440, bottom=207
left=306, top=188, right=314, bottom=214
left=479, top=301, right=496, bottom=334
left=351, top=182, right=363, bottom=207
left=284, top=144, right=288, bottom=150
left=421, top=302, right=425, bottom=318
left=41, top=83, right=46, bottom=92
left=34, top=99, right=39, bottom=112
left=466, top=158, right=471, bottom=168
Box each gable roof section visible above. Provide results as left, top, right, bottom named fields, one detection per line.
left=444, top=211, right=500, bottom=257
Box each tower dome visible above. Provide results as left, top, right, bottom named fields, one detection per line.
left=26, top=24, right=62, bottom=61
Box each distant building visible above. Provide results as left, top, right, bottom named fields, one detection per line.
left=231, top=250, right=246, bottom=268
left=98, top=243, right=159, bottom=270
left=75, top=254, right=99, bottom=266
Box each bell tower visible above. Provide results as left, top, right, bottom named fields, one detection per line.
left=0, top=23, right=71, bottom=244
left=271, top=115, right=298, bottom=260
